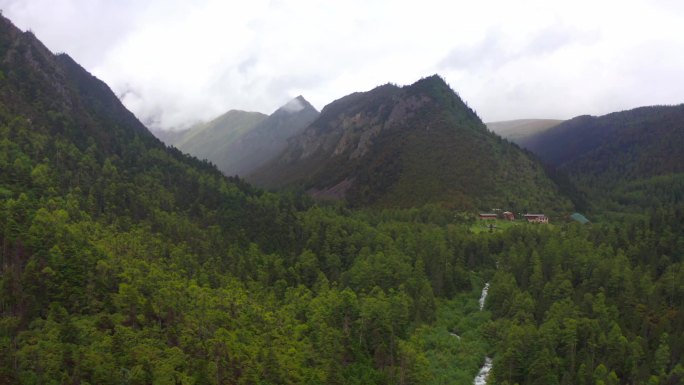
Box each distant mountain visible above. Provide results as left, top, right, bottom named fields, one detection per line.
left=251, top=75, right=572, bottom=212
left=156, top=97, right=318, bottom=177
left=225, top=96, right=319, bottom=177
left=169, top=110, right=268, bottom=170
left=486, top=119, right=563, bottom=145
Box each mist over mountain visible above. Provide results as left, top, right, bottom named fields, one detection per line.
left=251, top=75, right=572, bottom=212
left=486, top=119, right=563, bottom=145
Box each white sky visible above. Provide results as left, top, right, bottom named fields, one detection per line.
left=2, top=0, right=684, bottom=130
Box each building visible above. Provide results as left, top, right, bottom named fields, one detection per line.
left=523, top=214, right=548, bottom=224
left=569, top=212, right=590, bottom=224
left=479, top=213, right=497, bottom=220
left=503, top=211, right=515, bottom=221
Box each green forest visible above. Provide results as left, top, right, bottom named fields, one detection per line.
left=2, top=106, right=683, bottom=383
left=1, top=13, right=683, bottom=385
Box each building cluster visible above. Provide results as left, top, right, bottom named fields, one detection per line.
left=478, top=212, right=549, bottom=223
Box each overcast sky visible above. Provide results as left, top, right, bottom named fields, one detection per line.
left=2, top=0, right=684, bottom=130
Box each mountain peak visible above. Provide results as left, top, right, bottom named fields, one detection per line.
left=279, top=95, right=316, bottom=114
left=406, top=74, right=453, bottom=95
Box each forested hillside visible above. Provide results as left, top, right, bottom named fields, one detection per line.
left=0, top=14, right=682, bottom=385
left=522, top=105, right=684, bottom=175
left=0, top=14, right=473, bottom=384
left=518, top=105, right=684, bottom=217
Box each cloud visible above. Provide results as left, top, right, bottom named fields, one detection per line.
left=281, top=97, right=305, bottom=113
left=2, top=0, right=684, bottom=127
left=440, top=23, right=599, bottom=72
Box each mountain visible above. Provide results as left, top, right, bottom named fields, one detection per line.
left=521, top=105, right=684, bottom=213
left=168, top=109, right=268, bottom=167
left=0, top=22, right=155, bottom=154
left=0, top=14, right=296, bottom=252
left=223, top=96, right=319, bottom=177
left=486, top=119, right=563, bottom=145
left=251, top=75, right=572, bottom=212
left=522, top=105, right=684, bottom=181
left=156, top=97, right=318, bottom=177
left=523, top=105, right=684, bottom=172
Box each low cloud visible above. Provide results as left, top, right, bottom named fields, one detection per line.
left=281, top=97, right=305, bottom=113
left=2, top=0, right=684, bottom=127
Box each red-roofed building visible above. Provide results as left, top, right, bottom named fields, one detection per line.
left=524, top=214, right=548, bottom=224
left=503, top=211, right=515, bottom=221
left=479, top=213, right=497, bottom=220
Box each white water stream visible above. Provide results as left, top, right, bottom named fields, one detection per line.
left=473, top=357, right=493, bottom=385
left=478, top=282, right=490, bottom=310
left=473, top=282, right=492, bottom=385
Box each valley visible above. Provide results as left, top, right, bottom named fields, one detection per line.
left=0, top=12, right=682, bottom=385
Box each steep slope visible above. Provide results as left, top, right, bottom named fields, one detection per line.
left=0, top=21, right=157, bottom=154
left=0, top=13, right=301, bottom=246
left=252, top=75, right=572, bottom=212
left=486, top=119, right=563, bottom=145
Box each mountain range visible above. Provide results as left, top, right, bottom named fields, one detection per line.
left=154, top=96, right=318, bottom=177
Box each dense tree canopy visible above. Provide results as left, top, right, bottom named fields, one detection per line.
left=0, top=13, right=682, bottom=385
